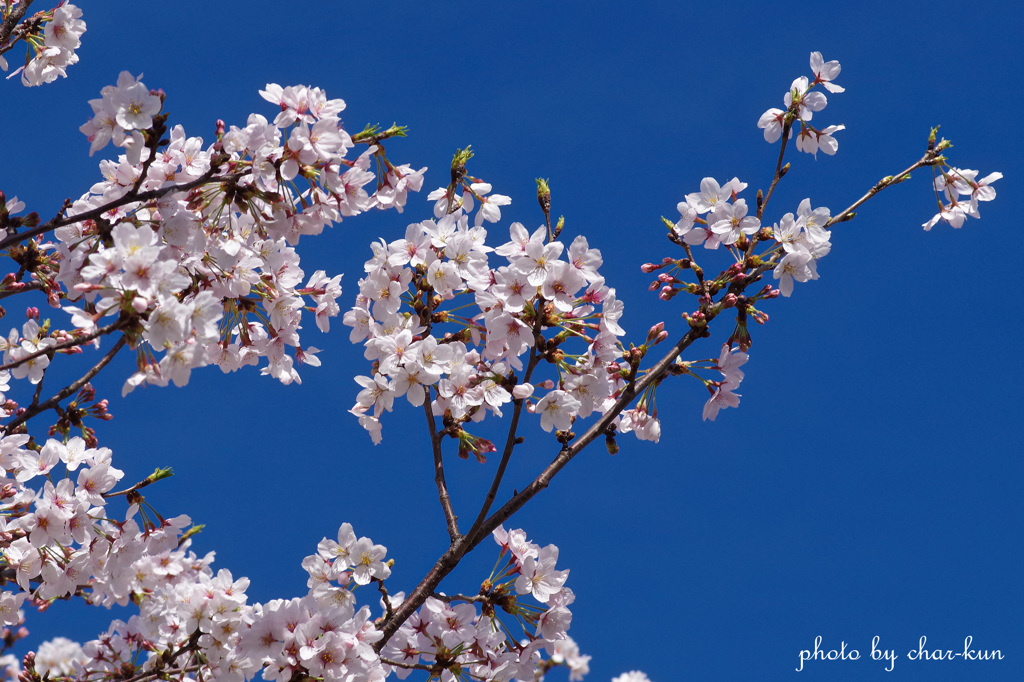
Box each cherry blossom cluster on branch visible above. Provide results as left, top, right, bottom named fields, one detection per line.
left=0, top=41, right=1002, bottom=682
left=0, top=2, right=84, bottom=86
left=343, top=207, right=639, bottom=446
left=5, top=73, right=425, bottom=400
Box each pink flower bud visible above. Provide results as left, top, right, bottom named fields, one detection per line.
left=646, top=321, right=665, bottom=343
left=512, top=383, right=535, bottom=400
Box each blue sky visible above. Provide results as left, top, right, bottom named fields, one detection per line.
left=2, top=1, right=1020, bottom=680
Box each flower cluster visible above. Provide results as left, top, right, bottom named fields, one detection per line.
left=0, top=447, right=398, bottom=682
left=673, top=177, right=759, bottom=249
left=2, top=454, right=588, bottom=682
left=0, top=3, right=86, bottom=86
left=758, top=52, right=845, bottom=157
left=922, top=166, right=1001, bottom=230
left=700, top=344, right=748, bottom=421
left=381, top=526, right=588, bottom=681
left=62, top=519, right=392, bottom=682
left=770, top=198, right=832, bottom=297
left=343, top=202, right=636, bottom=445
left=0, top=76, right=424, bottom=402
left=78, top=71, right=163, bottom=157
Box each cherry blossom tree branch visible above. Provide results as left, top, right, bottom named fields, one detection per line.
left=373, top=326, right=704, bottom=649
left=2, top=335, right=126, bottom=433
left=0, top=280, right=45, bottom=299
left=0, top=167, right=243, bottom=251
left=0, top=0, right=33, bottom=53
left=757, top=114, right=795, bottom=221
left=0, top=317, right=128, bottom=372
left=379, top=658, right=433, bottom=672
left=104, top=466, right=173, bottom=498
left=429, top=592, right=489, bottom=603
left=467, top=326, right=704, bottom=549
left=464, top=346, right=542, bottom=542
left=424, top=388, right=460, bottom=541
left=826, top=141, right=948, bottom=227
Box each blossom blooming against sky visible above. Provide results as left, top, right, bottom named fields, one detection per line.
left=0, top=1, right=1020, bottom=681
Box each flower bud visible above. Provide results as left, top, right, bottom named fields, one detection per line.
left=512, top=383, right=534, bottom=400
left=535, top=178, right=551, bottom=214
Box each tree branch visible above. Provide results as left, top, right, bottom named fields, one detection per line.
left=467, top=327, right=703, bottom=550
left=0, top=317, right=128, bottom=373
left=0, top=168, right=243, bottom=251
left=464, top=346, right=541, bottom=544
left=0, top=0, right=33, bottom=53
left=3, top=335, right=126, bottom=433
left=372, top=326, right=703, bottom=649
left=826, top=147, right=944, bottom=227
left=758, top=114, right=795, bottom=220
left=424, top=388, right=460, bottom=542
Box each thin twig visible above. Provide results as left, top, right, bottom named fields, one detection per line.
left=0, top=169, right=243, bottom=251
left=430, top=592, right=489, bottom=603
left=464, top=346, right=541, bottom=542
left=0, top=280, right=45, bottom=300
left=826, top=150, right=942, bottom=227
left=379, top=657, right=434, bottom=672
left=758, top=115, right=795, bottom=220
left=0, top=317, right=127, bottom=372
left=3, top=336, right=126, bottom=433
left=104, top=467, right=173, bottom=498
left=467, top=327, right=703, bottom=550
left=424, top=390, right=460, bottom=542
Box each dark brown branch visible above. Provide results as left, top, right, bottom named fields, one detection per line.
left=0, top=280, right=45, bottom=300
left=0, top=0, right=34, bottom=53
left=373, top=327, right=703, bottom=649
left=464, top=345, right=542, bottom=543
left=3, top=336, right=126, bottom=433
left=0, top=317, right=128, bottom=372
left=467, top=327, right=703, bottom=550
left=0, top=169, right=243, bottom=251
left=424, top=390, right=460, bottom=541
left=826, top=147, right=945, bottom=227
left=758, top=114, right=795, bottom=221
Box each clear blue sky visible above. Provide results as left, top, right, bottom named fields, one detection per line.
left=2, top=1, right=1020, bottom=680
